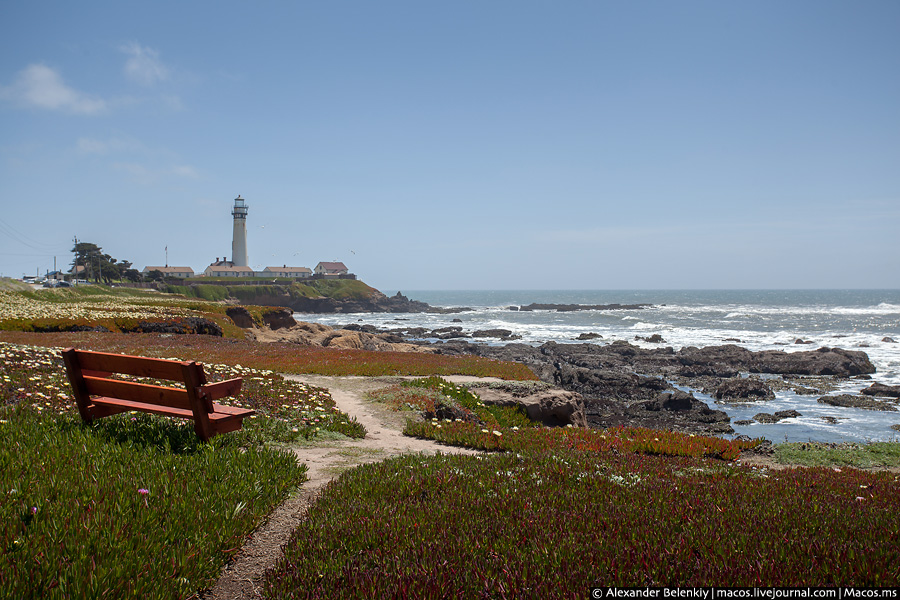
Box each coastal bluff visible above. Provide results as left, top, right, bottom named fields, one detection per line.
left=166, top=280, right=467, bottom=314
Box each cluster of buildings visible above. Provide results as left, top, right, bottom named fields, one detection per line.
left=140, top=261, right=350, bottom=280
left=141, top=196, right=352, bottom=280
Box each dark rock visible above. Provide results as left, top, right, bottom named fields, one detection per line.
left=576, top=332, right=602, bottom=340
left=750, top=347, right=875, bottom=376
left=892, top=424, right=900, bottom=431
left=741, top=439, right=775, bottom=456
left=817, top=394, right=898, bottom=411
left=636, top=334, right=666, bottom=343
left=472, top=329, right=521, bottom=340
left=793, top=386, right=820, bottom=395
left=775, top=409, right=802, bottom=420
left=820, top=416, right=839, bottom=424
left=429, top=326, right=468, bottom=339
left=31, top=323, right=111, bottom=333
left=553, top=364, right=671, bottom=401
left=724, top=338, right=742, bottom=343
left=883, top=337, right=897, bottom=343
left=423, top=401, right=481, bottom=425
left=507, top=306, right=519, bottom=311
left=123, top=318, right=223, bottom=337
left=753, top=413, right=780, bottom=424
left=261, top=308, right=297, bottom=330
left=341, top=323, right=380, bottom=334
left=860, top=383, right=900, bottom=398
left=225, top=306, right=255, bottom=328
left=794, top=338, right=814, bottom=345
left=518, top=303, right=652, bottom=312
left=753, top=411, right=800, bottom=423
left=714, top=378, right=775, bottom=401
left=452, top=318, right=462, bottom=323
left=620, top=390, right=733, bottom=435
left=432, top=326, right=463, bottom=334
left=733, top=419, right=753, bottom=426
left=434, top=332, right=469, bottom=340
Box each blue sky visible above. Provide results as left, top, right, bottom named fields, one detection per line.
left=1, top=1, right=898, bottom=290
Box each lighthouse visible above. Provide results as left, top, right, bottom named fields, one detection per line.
left=231, top=195, right=249, bottom=267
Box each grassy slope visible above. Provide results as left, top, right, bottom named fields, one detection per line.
left=169, top=278, right=380, bottom=302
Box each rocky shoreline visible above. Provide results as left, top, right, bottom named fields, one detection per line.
left=221, top=307, right=900, bottom=437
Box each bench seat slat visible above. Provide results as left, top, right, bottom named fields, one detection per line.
left=89, top=397, right=254, bottom=422
left=75, top=350, right=192, bottom=381
left=84, top=377, right=193, bottom=411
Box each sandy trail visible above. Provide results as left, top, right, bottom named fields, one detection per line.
left=203, top=375, right=483, bottom=600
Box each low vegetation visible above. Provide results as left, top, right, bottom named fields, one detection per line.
left=371, top=376, right=540, bottom=430
left=3, top=284, right=899, bottom=595
left=0, top=341, right=366, bottom=442
left=266, top=450, right=900, bottom=596
left=774, top=441, right=900, bottom=469
left=170, top=278, right=379, bottom=302
left=0, top=331, right=538, bottom=380
left=1, top=406, right=306, bottom=598
left=405, top=419, right=759, bottom=460
left=0, top=286, right=245, bottom=338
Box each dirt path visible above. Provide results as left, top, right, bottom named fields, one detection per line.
left=203, top=375, right=484, bottom=600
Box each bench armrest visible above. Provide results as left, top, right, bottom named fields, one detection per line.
left=198, top=378, right=243, bottom=401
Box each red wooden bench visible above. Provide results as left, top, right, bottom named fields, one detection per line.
left=62, top=348, right=254, bottom=441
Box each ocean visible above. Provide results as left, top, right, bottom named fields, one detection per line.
left=293, top=290, right=900, bottom=444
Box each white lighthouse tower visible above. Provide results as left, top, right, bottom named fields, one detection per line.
left=231, top=195, right=249, bottom=267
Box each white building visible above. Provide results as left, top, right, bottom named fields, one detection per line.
left=314, top=261, right=349, bottom=277
left=142, top=266, right=195, bottom=279
left=263, top=266, right=312, bottom=278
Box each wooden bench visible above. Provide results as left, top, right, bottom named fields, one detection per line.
left=62, top=348, right=254, bottom=441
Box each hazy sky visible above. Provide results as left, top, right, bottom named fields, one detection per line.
left=1, top=1, right=898, bottom=290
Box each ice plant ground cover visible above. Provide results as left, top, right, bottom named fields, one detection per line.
left=266, top=451, right=900, bottom=596
left=0, top=407, right=306, bottom=599
left=0, top=330, right=538, bottom=380
left=405, top=419, right=760, bottom=460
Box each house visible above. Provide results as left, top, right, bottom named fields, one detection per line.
left=203, top=264, right=254, bottom=277
left=314, top=261, right=349, bottom=277
left=263, top=266, right=312, bottom=279
left=141, top=266, right=195, bottom=279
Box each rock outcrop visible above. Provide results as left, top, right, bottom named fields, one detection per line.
left=475, top=386, right=588, bottom=428
left=860, top=383, right=900, bottom=398
left=713, top=377, right=775, bottom=401
left=122, top=318, right=223, bottom=337
left=428, top=339, right=878, bottom=435
left=817, top=394, right=898, bottom=411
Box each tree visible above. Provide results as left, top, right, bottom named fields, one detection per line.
left=70, top=242, right=135, bottom=284
left=123, top=268, right=143, bottom=283
left=146, top=269, right=166, bottom=282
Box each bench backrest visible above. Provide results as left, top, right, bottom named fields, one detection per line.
left=63, top=348, right=245, bottom=441
left=64, top=347, right=213, bottom=408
